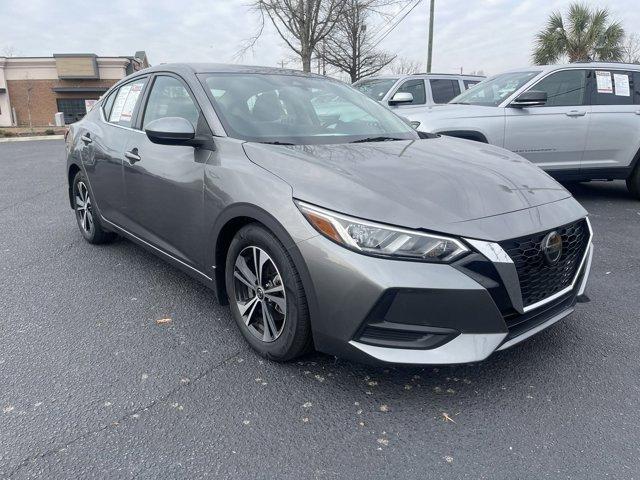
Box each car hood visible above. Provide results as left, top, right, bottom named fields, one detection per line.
left=243, top=136, right=576, bottom=239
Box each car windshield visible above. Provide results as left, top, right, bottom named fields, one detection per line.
left=353, top=77, right=399, bottom=101
left=449, top=70, right=541, bottom=106
left=202, top=73, right=416, bottom=145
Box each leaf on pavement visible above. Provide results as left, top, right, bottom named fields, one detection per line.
left=156, top=318, right=172, bottom=325
left=442, top=412, right=456, bottom=423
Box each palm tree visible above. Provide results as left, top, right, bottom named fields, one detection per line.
left=533, top=3, right=625, bottom=65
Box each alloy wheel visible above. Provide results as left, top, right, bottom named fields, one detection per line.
left=233, top=246, right=286, bottom=342
left=75, top=181, right=94, bottom=235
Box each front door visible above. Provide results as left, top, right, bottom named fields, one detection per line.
left=387, top=78, right=427, bottom=113
left=504, top=69, right=590, bottom=172
left=122, top=74, right=208, bottom=268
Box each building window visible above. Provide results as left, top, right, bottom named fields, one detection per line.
left=56, top=99, right=87, bottom=124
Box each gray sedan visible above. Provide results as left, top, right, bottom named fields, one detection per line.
left=65, top=63, right=593, bottom=365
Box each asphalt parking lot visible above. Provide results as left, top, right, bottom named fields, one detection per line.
left=1, top=139, right=639, bottom=479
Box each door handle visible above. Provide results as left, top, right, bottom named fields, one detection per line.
left=124, top=149, right=141, bottom=164
left=635, top=110, right=640, bottom=116
left=80, top=134, right=92, bottom=144
left=565, top=110, right=586, bottom=117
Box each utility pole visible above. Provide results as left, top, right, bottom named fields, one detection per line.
left=426, top=0, right=435, bottom=73
left=322, top=39, right=326, bottom=76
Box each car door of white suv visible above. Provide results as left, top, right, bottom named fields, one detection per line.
left=503, top=68, right=590, bottom=172
left=387, top=78, right=427, bottom=113
left=582, top=69, right=640, bottom=175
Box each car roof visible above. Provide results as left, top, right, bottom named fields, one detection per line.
left=501, top=62, right=640, bottom=75
left=134, top=62, right=326, bottom=78
left=358, top=73, right=485, bottom=82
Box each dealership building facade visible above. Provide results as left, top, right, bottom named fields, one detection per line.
left=0, top=52, right=149, bottom=127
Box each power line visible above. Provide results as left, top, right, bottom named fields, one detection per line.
left=368, top=0, right=423, bottom=50
left=368, top=0, right=417, bottom=45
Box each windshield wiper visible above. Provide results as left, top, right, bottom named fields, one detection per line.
left=350, top=136, right=405, bottom=143
left=258, top=141, right=295, bottom=146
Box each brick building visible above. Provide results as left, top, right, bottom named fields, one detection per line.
left=0, top=51, right=149, bottom=127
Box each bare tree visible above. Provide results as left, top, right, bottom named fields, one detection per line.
left=1, top=45, right=18, bottom=57
left=25, top=74, right=34, bottom=130
left=321, top=0, right=399, bottom=83
left=241, top=0, right=346, bottom=72
left=390, top=57, right=423, bottom=75
left=622, top=33, right=640, bottom=64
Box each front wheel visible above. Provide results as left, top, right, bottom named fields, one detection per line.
left=225, top=224, right=312, bottom=361
left=627, top=163, right=640, bottom=199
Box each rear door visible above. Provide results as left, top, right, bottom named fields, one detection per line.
left=122, top=73, right=209, bottom=268
left=582, top=69, right=640, bottom=174
left=504, top=68, right=590, bottom=172
left=81, top=76, right=148, bottom=225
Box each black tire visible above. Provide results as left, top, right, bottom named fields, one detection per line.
left=627, top=164, right=640, bottom=199
left=225, top=223, right=312, bottom=361
left=72, top=171, right=116, bottom=244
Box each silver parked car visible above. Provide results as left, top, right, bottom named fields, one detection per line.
left=404, top=62, right=640, bottom=198
left=66, top=64, right=592, bottom=365
left=353, top=73, right=484, bottom=123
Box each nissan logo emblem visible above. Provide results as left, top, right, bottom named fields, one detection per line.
left=541, top=231, right=563, bottom=265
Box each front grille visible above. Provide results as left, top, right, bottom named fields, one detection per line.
left=500, top=219, right=589, bottom=308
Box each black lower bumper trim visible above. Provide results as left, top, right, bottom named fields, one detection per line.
left=357, top=321, right=458, bottom=350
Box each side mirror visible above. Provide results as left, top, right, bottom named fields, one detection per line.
left=510, top=90, right=547, bottom=108
left=145, top=117, right=195, bottom=145
left=388, top=92, right=414, bottom=106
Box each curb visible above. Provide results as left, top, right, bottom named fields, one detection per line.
left=0, top=135, right=65, bottom=143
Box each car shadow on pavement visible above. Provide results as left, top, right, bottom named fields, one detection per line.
left=562, top=179, right=634, bottom=201
left=103, top=227, right=587, bottom=407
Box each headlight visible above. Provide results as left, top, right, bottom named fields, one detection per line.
left=296, top=201, right=469, bottom=262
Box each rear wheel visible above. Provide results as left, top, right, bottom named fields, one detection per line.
left=225, top=224, right=312, bottom=361
left=72, top=171, right=116, bottom=244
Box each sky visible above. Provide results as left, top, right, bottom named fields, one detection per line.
left=1, top=0, right=639, bottom=78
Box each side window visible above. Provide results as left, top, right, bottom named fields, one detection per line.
left=108, top=78, right=147, bottom=127
left=529, top=69, right=587, bottom=107
left=394, top=79, right=426, bottom=105
left=634, top=72, right=640, bottom=105
left=589, top=70, right=635, bottom=106
left=102, top=90, right=116, bottom=119
left=464, top=80, right=480, bottom=90
left=430, top=79, right=461, bottom=103
left=143, top=76, right=199, bottom=129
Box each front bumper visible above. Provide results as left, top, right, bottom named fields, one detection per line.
left=296, top=219, right=593, bottom=365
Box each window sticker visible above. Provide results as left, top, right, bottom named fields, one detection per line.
left=613, top=73, right=630, bottom=97
left=109, top=84, right=131, bottom=122
left=119, top=82, right=143, bottom=122
left=596, top=71, right=613, bottom=94
left=84, top=99, right=97, bottom=113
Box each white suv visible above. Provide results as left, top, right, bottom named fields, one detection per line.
left=353, top=73, right=484, bottom=121
left=404, top=62, right=640, bottom=198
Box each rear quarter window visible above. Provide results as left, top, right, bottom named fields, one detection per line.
left=102, top=91, right=116, bottom=119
